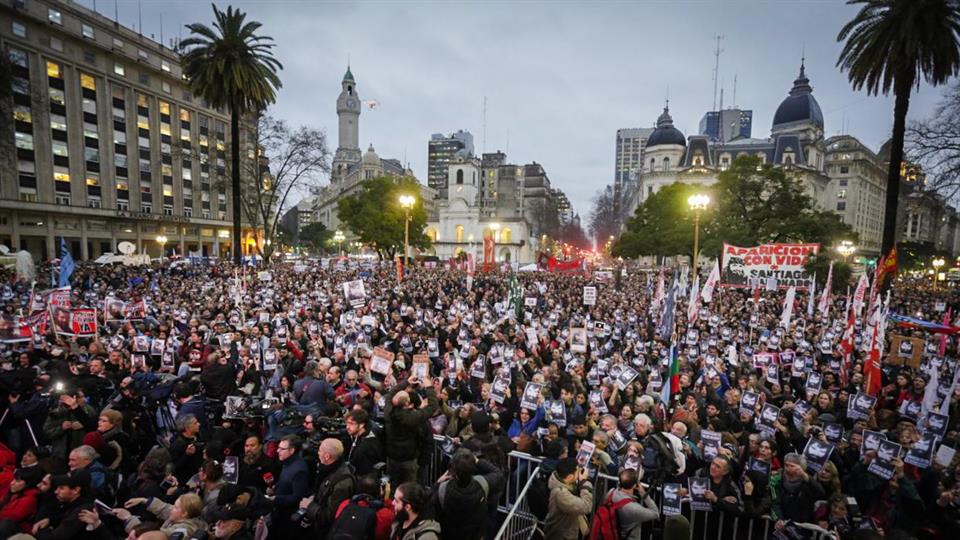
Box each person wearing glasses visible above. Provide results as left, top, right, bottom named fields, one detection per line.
left=271, top=435, right=308, bottom=537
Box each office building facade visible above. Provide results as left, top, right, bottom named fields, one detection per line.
left=698, top=108, right=753, bottom=142
left=427, top=130, right=473, bottom=199
left=0, top=0, right=259, bottom=260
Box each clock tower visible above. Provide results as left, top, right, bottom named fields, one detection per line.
left=332, top=66, right=362, bottom=183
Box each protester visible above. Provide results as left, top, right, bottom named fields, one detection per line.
left=544, top=457, right=593, bottom=540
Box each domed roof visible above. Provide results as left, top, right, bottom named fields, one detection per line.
left=362, top=144, right=379, bottom=165
left=772, top=62, right=823, bottom=129
left=646, top=104, right=686, bottom=148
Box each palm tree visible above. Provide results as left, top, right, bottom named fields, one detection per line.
left=837, top=0, right=960, bottom=261
left=181, top=4, right=282, bottom=265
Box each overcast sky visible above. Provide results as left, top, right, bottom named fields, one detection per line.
left=81, top=0, right=949, bottom=218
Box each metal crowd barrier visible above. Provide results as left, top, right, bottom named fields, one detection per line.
left=429, top=437, right=838, bottom=540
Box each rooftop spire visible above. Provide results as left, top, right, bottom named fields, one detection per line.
left=789, top=60, right=812, bottom=97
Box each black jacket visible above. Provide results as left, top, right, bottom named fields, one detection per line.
left=201, top=361, right=237, bottom=401
left=346, top=426, right=384, bottom=477
left=384, top=385, right=438, bottom=461
left=772, top=476, right=825, bottom=523
left=35, top=494, right=97, bottom=540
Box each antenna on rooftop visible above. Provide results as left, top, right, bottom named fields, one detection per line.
left=732, top=74, right=737, bottom=108
left=711, top=34, right=724, bottom=113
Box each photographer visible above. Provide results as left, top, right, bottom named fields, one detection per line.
left=543, top=457, right=593, bottom=540
left=41, top=388, right=97, bottom=466
left=296, top=438, right=356, bottom=537
left=434, top=448, right=505, bottom=540
left=600, top=468, right=659, bottom=540
left=384, top=375, right=438, bottom=485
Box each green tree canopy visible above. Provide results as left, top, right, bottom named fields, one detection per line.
left=337, top=176, right=431, bottom=259
left=614, top=155, right=856, bottom=260
left=298, top=222, right=333, bottom=253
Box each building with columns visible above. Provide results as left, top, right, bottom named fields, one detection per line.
left=0, top=0, right=261, bottom=260
left=626, top=63, right=832, bottom=219
left=425, top=156, right=536, bottom=264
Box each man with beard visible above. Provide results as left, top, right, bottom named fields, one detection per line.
left=390, top=482, right=441, bottom=540
left=344, top=408, right=383, bottom=477
left=32, top=469, right=96, bottom=540
left=238, top=434, right=275, bottom=493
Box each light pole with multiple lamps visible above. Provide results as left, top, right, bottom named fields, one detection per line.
left=687, top=194, right=710, bottom=280
left=836, top=240, right=857, bottom=262
left=933, top=257, right=945, bottom=288
left=156, top=234, right=168, bottom=258
left=333, top=230, right=345, bottom=257
left=399, top=194, right=416, bottom=269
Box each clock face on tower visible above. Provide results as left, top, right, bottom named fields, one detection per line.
left=346, top=99, right=357, bottom=109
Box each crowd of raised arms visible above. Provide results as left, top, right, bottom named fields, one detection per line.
left=0, top=258, right=957, bottom=540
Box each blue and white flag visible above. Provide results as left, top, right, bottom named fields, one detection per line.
left=58, top=238, right=74, bottom=288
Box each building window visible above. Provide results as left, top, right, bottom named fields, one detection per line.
left=46, top=61, right=63, bottom=79
left=82, top=24, right=94, bottom=39
left=48, top=9, right=62, bottom=25
left=113, top=37, right=124, bottom=49
left=455, top=225, right=465, bottom=243
left=80, top=73, right=96, bottom=91
left=456, top=169, right=464, bottom=184
left=162, top=81, right=171, bottom=94
left=662, top=157, right=670, bottom=172
left=836, top=201, right=846, bottom=211
left=161, top=60, right=171, bottom=73
left=501, top=227, right=512, bottom=243
left=83, top=50, right=96, bottom=64
left=51, top=141, right=69, bottom=156
left=12, top=21, right=26, bottom=37
left=839, top=179, right=848, bottom=187
left=139, top=73, right=150, bottom=85
left=114, top=64, right=125, bottom=76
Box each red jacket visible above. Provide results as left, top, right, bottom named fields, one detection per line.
left=0, top=488, right=38, bottom=531
left=335, top=382, right=373, bottom=408
left=335, top=497, right=395, bottom=540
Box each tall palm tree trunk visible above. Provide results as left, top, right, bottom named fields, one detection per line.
left=880, top=79, right=912, bottom=258
left=231, top=104, right=242, bottom=266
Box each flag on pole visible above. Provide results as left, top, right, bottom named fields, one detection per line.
left=780, top=286, right=796, bottom=329
left=701, top=262, right=720, bottom=304
left=875, top=246, right=898, bottom=289
left=661, top=342, right=679, bottom=407
left=839, top=305, right=856, bottom=386
left=852, top=274, right=868, bottom=318
left=57, top=238, right=74, bottom=288
left=939, top=308, right=952, bottom=356
left=652, top=268, right=665, bottom=312
left=507, top=274, right=523, bottom=319
left=658, top=280, right=678, bottom=340
left=818, top=262, right=833, bottom=317
left=940, top=364, right=960, bottom=416
left=865, top=295, right=888, bottom=396
left=807, top=275, right=816, bottom=317
left=687, top=275, right=701, bottom=326
left=922, top=363, right=940, bottom=416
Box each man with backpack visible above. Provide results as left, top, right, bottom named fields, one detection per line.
left=298, top=438, right=357, bottom=537
left=329, top=473, right=395, bottom=540
left=544, top=457, right=593, bottom=540
left=434, top=448, right=505, bottom=540
left=593, top=468, right=660, bottom=540
left=634, top=414, right=685, bottom=484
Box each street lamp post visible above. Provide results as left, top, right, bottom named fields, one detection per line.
left=156, top=234, right=168, bottom=258
left=687, top=194, right=710, bottom=280
left=399, top=194, right=416, bottom=272
left=933, top=257, right=945, bottom=288
left=333, top=230, right=345, bottom=257
left=836, top=240, right=857, bottom=262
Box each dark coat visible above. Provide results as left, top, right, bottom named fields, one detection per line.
left=274, top=454, right=309, bottom=517
left=384, top=385, right=438, bottom=461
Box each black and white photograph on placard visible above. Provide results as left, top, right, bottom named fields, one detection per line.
left=521, top=382, right=542, bottom=410
left=862, top=430, right=884, bottom=457
left=343, top=279, right=367, bottom=309
left=576, top=440, right=596, bottom=468
left=689, top=477, right=712, bottom=512
left=848, top=393, right=877, bottom=421
left=905, top=432, right=939, bottom=468
left=823, top=423, right=844, bottom=444
left=748, top=458, right=771, bottom=478
left=662, top=483, right=682, bottom=516
left=491, top=374, right=510, bottom=404
left=758, top=403, right=780, bottom=434
left=803, top=438, right=835, bottom=472
left=868, top=440, right=902, bottom=480
left=224, top=396, right=250, bottom=420
left=740, top=391, right=759, bottom=416
left=702, top=430, right=722, bottom=460
left=924, top=412, right=949, bottom=437
left=616, top=366, right=638, bottom=390
left=263, top=348, right=279, bottom=371
left=570, top=327, right=587, bottom=353
left=223, top=456, right=239, bottom=484
left=547, top=400, right=566, bottom=428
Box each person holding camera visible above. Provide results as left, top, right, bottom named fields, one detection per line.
left=41, top=388, right=97, bottom=466
left=600, top=468, right=659, bottom=540
left=433, top=448, right=505, bottom=540
left=384, top=375, right=438, bottom=485
left=296, top=438, right=356, bottom=537
left=543, top=457, right=593, bottom=540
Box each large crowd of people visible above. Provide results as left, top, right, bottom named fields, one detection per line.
left=0, top=257, right=956, bottom=540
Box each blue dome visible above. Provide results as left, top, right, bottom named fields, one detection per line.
left=646, top=105, right=686, bottom=148
left=772, top=63, right=823, bottom=128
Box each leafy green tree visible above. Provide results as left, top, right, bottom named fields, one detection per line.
left=614, top=183, right=710, bottom=259
left=896, top=241, right=953, bottom=271
left=181, top=4, right=283, bottom=265
left=299, top=222, right=333, bottom=253
left=837, top=0, right=960, bottom=257
left=804, top=254, right=855, bottom=293
left=337, top=176, right=431, bottom=260
left=614, top=155, right=855, bottom=260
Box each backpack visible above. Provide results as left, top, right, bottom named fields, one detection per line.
left=526, top=468, right=551, bottom=522
left=588, top=491, right=633, bottom=540
left=328, top=497, right=379, bottom=540
left=438, top=474, right=489, bottom=509
left=646, top=432, right=682, bottom=478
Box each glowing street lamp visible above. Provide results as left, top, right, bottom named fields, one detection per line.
left=398, top=194, right=417, bottom=274
left=687, top=194, right=710, bottom=279
left=933, top=257, right=945, bottom=288
left=836, top=240, right=857, bottom=262
left=333, top=230, right=346, bottom=256
left=156, top=234, right=168, bottom=257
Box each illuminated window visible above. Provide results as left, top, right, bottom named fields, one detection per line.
left=13, top=105, right=32, bottom=123
left=52, top=141, right=69, bottom=156
left=501, top=227, right=512, bottom=243
left=80, top=73, right=96, bottom=91
left=160, top=124, right=172, bottom=136
left=14, top=132, right=33, bottom=150
left=48, top=9, right=62, bottom=25
left=46, top=61, right=63, bottom=79
left=53, top=168, right=70, bottom=182
left=114, top=64, right=125, bottom=76
left=455, top=225, right=465, bottom=243
left=50, top=114, right=67, bottom=131
left=49, top=88, right=65, bottom=105
left=159, top=101, right=170, bottom=116
left=163, top=186, right=173, bottom=197
left=82, top=24, right=94, bottom=39
left=86, top=174, right=99, bottom=186
left=137, top=116, right=150, bottom=130
left=426, top=228, right=438, bottom=242
left=161, top=60, right=171, bottom=73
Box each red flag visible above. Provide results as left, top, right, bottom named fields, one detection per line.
left=865, top=302, right=884, bottom=396
left=876, top=246, right=898, bottom=289
left=840, top=305, right=856, bottom=386
left=483, top=237, right=495, bottom=272
left=940, top=308, right=952, bottom=356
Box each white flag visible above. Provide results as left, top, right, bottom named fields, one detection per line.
left=941, top=365, right=960, bottom=416
left=780, top=286, right=796, bottom=329
left=687, top=276, right=701, bottom=325
left=701, top=262, right=721, bottom=304
left=807, top=276, right=816, bottom=317
left=922, top=363, right=940, bottom=415
left=818, top=262, right=833, bottom=317
left=852, top=274, right=868, bottom=318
